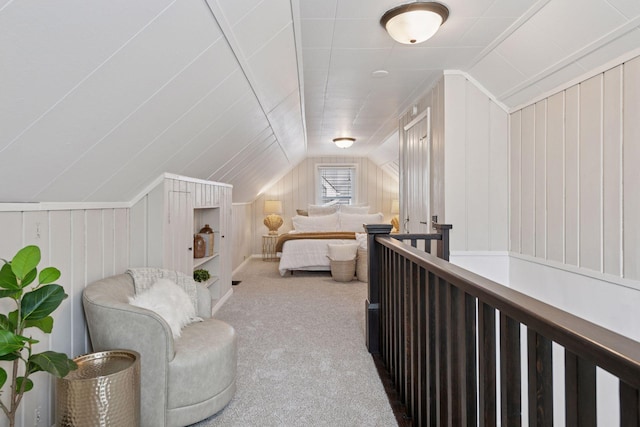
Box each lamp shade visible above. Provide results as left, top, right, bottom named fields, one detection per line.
left=380, top=2, right=449, bottom=45
left=333, top=137, right=355, bottom=149
left=391, top=199, right=399, bottom=214
left=264, top=200, right=282, bottom=215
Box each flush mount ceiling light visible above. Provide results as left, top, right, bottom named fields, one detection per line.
left=380, top=2, right=449, bottom=45
left=333, top=137, right=355, bottom=149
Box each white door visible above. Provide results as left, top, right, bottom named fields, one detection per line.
left=401, top=108, right=430, bottom=233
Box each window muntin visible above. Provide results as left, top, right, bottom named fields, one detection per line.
left=317, top=166, right=356, bottom=205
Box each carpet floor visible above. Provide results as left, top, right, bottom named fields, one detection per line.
left=190, top=259, right=397, bottom=427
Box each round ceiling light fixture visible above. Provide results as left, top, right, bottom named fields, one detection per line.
left=333, top=137, right=356, bottom=149
left=380, top=2, right=449, bottom=45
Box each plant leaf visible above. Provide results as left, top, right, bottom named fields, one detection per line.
left=0, top=263, right=19, bottom=290
left=16, top=377, right=33, bottom=393
left=10, top=246, right=40, bottom=280
left=29, top=351, right=77, bottom=377
left=0, top=352, right=20, bottom=361
left=0, top=330, right=26, bottom=357
left=21, top=285, right=67, bottom=321
left=25, top=316, right=53, bottom=333
left=38, top=267, right=60, bottom=285
left=0, top=367, right=6, bottom=389
left=0, top=289, right=21, bottom=299
left=21, top=268, right=37, bottom=288
left=0, top=314, right=13, bottom=331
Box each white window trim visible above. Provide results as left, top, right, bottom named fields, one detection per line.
left=316, top=164, right=358, bottom=205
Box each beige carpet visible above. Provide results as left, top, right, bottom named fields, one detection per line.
left=190, top=259, right=397, bottom=427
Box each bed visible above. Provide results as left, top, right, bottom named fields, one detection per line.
left=275, top=209, right=383, bottom=276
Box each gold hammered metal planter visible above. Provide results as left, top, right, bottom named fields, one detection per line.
left=56, top=350, right=140, bottom=427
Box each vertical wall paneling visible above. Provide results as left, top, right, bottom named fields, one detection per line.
left=579, top=75, right=603, bottom=272
left=70, top=210, right=87, bottom=356
left=510, top=112, right=522, bottom=253
left=489, top=102, right=509, bottom=251
left=520, top=105, right=536, bottom=257
left=603, top=67, right=622, bottom=277
left=535, top=101, right=547, bottom=259
left=22, top=211, right=49, bottom=427
left=48, top=210, right=73, bottom=416
left=510, top=53, right=640, bottom=281
left=623, top=56, right=640, bottom=280
left=546, top=93, right=565, bottom=263
left=466, top=82, right=490, bottom=250
left=444, top=75, right=468, bottom=250
left=565, top=85, right=580, bottom=267
left=0, top=205, right=130, bottom=426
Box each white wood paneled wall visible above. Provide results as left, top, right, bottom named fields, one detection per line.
left=510, top=55, right=640, bottom=280
left=399, top=74, right=509, bottom=251
left=0, top=207, right=128, bottom=427
left=443, top=74, right=509, bottom=252
left=231, top=203, right=254, bottom=270
left=252, top=157, right=399, bottom=253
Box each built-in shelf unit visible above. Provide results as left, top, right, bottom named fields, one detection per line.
left=130, top=173, right=233, bottom=313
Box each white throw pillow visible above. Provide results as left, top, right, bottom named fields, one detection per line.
left=338, top=212, right=384, bottom=232
left=308, top=204, right=340, bottom=216
left=129, top=278, right=200, bottom=338
left=292, top=213, right=339, bottom=232
left=340, top=205, right=370, bottom=214
left=355, top=232, right=368, bottom=249
left=327, top=243, right=359, bottom=261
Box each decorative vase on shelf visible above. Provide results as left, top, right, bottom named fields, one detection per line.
left=199, top=224, right=214, bottom=256
left=194, top=234, right=206, bottom=259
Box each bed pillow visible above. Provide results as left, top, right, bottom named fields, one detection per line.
left=129, top=278, right=200, bottom=338
left=292, top=212, right=339, bottom=232
left=340, top=205, right=370, bottom=214
left=296, top=209, right=309, bottom=216
left=308, top=204, right=340, bottom=216
left=327, top=243, right=359, bottom=261
left=338, top=212, right=384, bottom=232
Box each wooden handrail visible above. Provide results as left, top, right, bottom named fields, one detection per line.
left=366, top=224, right=640, bottom=426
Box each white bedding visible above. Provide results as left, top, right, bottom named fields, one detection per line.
left=277, top=238, right=356, bottom=276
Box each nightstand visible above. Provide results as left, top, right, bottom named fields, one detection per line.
left=262, top=235, right=279, bottom=261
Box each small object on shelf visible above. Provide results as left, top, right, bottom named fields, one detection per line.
left=194, top=234, right=206, bottom=258
left=199, top=224, right=215, bottom=256
left=193, top=269, right=211, bottom=283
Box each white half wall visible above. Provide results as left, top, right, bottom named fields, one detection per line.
left=509, top=54, right=640, bottom=281
left=0, top=206, right=129, bottom=427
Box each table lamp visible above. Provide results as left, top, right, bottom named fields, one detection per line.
left=263, top=200, right=283, bottom=235
left=390, top=199, right=400, bottom=233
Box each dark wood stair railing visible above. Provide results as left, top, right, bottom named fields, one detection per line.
left=365, top=224, right=640, bottom=427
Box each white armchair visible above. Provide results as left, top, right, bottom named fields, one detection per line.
left=82, top=273, right=236, bottom=427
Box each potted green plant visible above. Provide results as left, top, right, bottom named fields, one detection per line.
left=0, top=245, right=77, bottom=427
left=193, top=269, right=211, bottom=283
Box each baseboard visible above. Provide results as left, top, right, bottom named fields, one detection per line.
left=212, top=287, right=233, bottom=316
left=232, top=255, right=257, bottom=276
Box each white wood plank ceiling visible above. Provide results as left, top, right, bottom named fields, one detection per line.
left=1, top=0, right=639, bottom=203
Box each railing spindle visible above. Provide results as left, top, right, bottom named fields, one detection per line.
left=528, top=330, right=553, bottom=426
left=500, top=314, right=522, bottom=427
left=479, top=302, right=497, bottom=427
left=619, top=381, right=640, bottom=427
left=437, top=278, right=449, bottom=426
left=565, top=350, right=596, bottom=427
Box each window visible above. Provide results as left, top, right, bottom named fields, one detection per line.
left=317, top=165, right=356, bottom=205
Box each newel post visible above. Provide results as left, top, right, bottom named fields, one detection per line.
left=365, top=224, right=392, bottom=354
left=434, top=223, right=453, bottom=261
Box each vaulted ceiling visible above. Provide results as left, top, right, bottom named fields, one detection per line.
left=1, top=0, right=639, bottom=204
